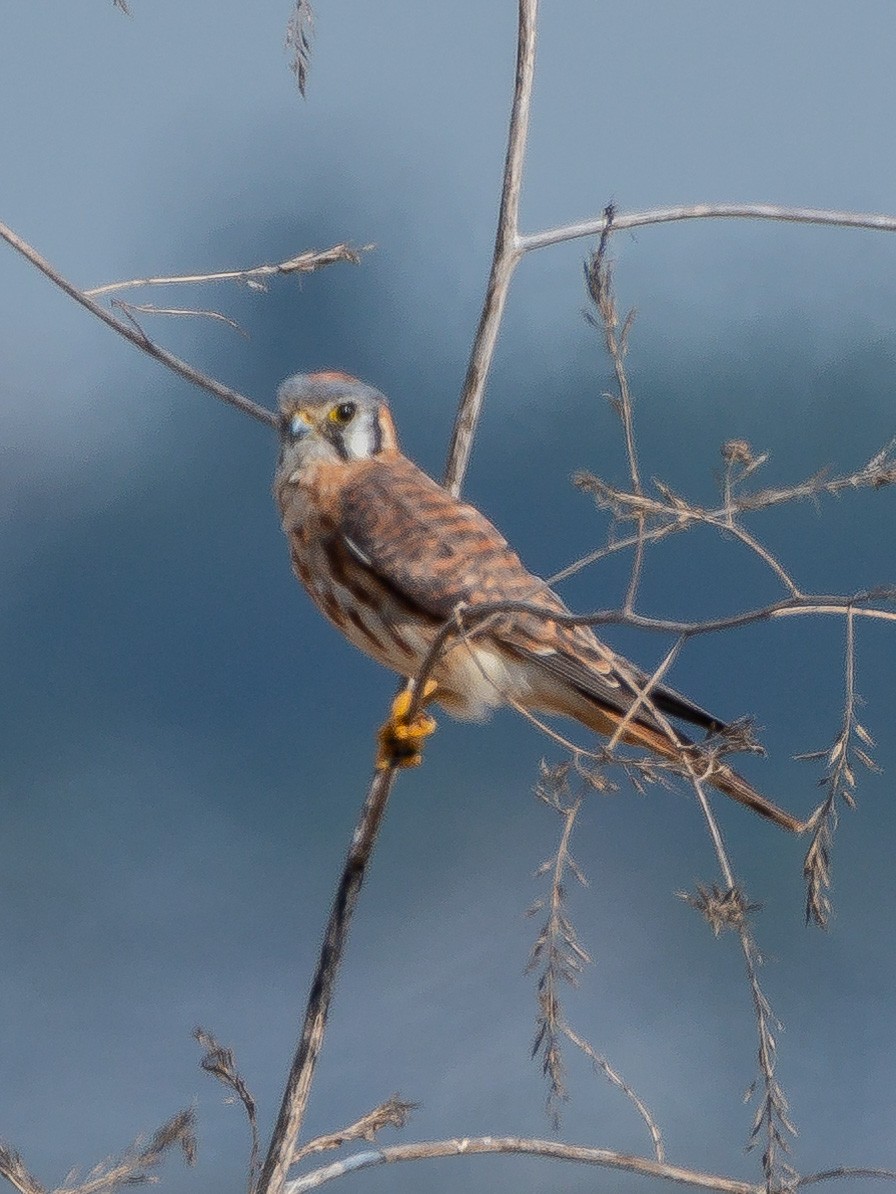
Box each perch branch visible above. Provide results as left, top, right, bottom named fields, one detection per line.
left=256, top=767, right=400, bottom=1194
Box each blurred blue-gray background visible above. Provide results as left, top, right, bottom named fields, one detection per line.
left=2, top=4, right=895, bottom=1192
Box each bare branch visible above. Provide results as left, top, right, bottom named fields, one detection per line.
left=85, top=244, right=365, bottom=298
left=292, top=1096, right=417, bottom=1163
left=285, top=1136, right=763, bottom=1194
left=0, top=220, right=276, bottom=428
left=443, top=0, right=537, bottom=496
left=409, top=591, right=896, bottom=737
left=195, top=1028, right=260, bottom=1193
left=519, top=202, right=896, bottom=255
left=256, top=766, right=400, bottom=1194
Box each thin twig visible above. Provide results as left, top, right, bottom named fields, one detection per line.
left=798, top=1169, right=896, bottom=1189
left=256, top=767, right=399, bottom=1194
left=195, top=1027, right=260, bottom=1193
left=682, top=766, right=796, bottom=1192
left=527, top=764, right=665, bottom=1157
left=527, top=779, right=587, bottom=1126
left=584, top=212, right=647, bottom=612
left=562, top=1023, right=665, bottom=1163
left=547, top=434, right=896, bottom=593
left=0, top=220, right=276, bottom=428
left=292, top=1096, right=417, bottom=1163
left=111, top=300, right=250, bottom=336
left=443, top=0, right=537, bottom=496
left=802, top=609, right=878, bottom=927
left=85, top=244, right=364, bottom=298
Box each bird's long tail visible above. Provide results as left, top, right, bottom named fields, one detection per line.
left=578, top=703, right=806, bottom=834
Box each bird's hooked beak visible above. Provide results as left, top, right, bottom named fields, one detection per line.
left=284, top=407, right=316, bottom=441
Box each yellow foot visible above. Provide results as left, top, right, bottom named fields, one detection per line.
left=376, top=680, right=439, bottom=770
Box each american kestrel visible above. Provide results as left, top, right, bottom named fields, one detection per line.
left=275, top=371, right=804, bottom=834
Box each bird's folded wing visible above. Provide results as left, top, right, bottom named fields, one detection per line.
left=338, top=458, right=727, bottom=735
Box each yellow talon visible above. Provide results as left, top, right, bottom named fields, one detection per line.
left=376, top=680, right=439, bottom=770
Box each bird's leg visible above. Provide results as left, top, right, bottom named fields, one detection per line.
left=376, top=679, right=439, bottom=770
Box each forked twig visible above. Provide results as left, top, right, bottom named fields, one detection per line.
left=0, top=220, right=275, bottom=428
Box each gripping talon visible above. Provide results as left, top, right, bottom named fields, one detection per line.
left=376, top=681, right=439, bottom=770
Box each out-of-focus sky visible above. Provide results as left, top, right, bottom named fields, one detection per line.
left=2, top=4, right=895, bottom=1192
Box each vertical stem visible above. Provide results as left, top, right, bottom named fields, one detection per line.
left=443, top=0, right=538, bottom=496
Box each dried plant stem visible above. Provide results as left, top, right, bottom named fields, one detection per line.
left=443, top=0, right=537, bottom=496
left=0, top=220, right=276, bottom=428
left=85, top=243, right=363, bottom=297
left=195, top=1028, right=260, bottom=1193
left=0, top=1149, right=43, bottom=1194
left=605, top=638, right=684, bottom=753
left=292, top=1096, right=416, bottom=1163
left=54, top=1111, right=196, bottom=1194
left=798, top=1169, right=896, bottom=1189
left=584, top=216, right=647, bottom=611
left=549, top=438, right=896, bottom=593
left=529, top=765, right=664, bottom=1153
left=802, top=609, right=878, bottom=926
left=686, top=770, right=795, bottom=1191
left=285, top=1136, right=762, bottom=1194
left=561, top=1023, right=664, bottom=1162
left=111, top=301, right=250, bottom=335
left=256, top=768, right=399, bottom=1194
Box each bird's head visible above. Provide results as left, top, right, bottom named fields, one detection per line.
left=276, top=372, right=399, bottom=480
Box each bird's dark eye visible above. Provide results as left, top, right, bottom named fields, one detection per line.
left=329, top=401, right=357, bottom=425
